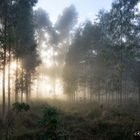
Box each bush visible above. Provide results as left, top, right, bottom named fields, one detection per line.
left=12, top=103, right=30, bottom=112
left=38, top=107, right=67, bottom=140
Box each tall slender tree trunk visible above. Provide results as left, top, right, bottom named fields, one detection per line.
left=138, top=85, right=140, bottom=104
left=2, top=43, right=6, bottom=118
left=105, top=84, right=108, bottom=104
left=53, top=46, right=56, bottom=97
left=120, top=8, right=123, bottom=105
left=28, top=73, right=31, bottom=102
left=15, top=57, right=19, bottom=102
left=21, top=66, right=24, bottom=102
left=25, top=84, right=29, bottom=103
left=8, top=45, right=11, bottom=111
left=36, top=75, right=39, bottom=98
left=98, top=80, right=101, bottom=104
left=2, top=4, right=8, bottom=117
left=25, top=73, right=29, bottom=103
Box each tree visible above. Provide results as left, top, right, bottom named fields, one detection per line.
left=13, top=0, right=39, bottom=103
left=109, top=0, right=139, bottom=103
left=0, top=0, right=12, bottom=117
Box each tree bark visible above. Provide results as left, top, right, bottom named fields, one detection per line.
left=21, top=66, right=24, bottom=102
left=15, top=57, right=19, bottom=102
left=2, top=41, right=6, bottom=118
left=25, top=72, right=29, bottom=103
left=138, top=85, right=140, bottom=105
left=8, top=44, right=11, bottom=111
left=2, top=3, right=8, bottom=117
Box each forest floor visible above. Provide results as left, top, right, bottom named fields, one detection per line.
left=0, top=99, right=140, bottom=140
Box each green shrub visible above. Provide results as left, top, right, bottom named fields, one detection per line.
left=12, top=103, right=30, bottom=112
left=22, top=103, right=30, bottom=111
left=38, top=107, right=67, bottom=140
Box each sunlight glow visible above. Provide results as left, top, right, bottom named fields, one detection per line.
left=10, top=61, right=17, bottom=72
left=32, top=75, right=65, bottom=99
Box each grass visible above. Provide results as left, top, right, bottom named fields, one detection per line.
left=0, top=99, right=140, bottom=140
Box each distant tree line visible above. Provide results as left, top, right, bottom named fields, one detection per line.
left=63, top=0, right=140, bottom=104
left=34, top=5, right=78, bottom=96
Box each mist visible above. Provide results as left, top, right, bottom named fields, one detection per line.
left=0, top=0, right=140, bottom=139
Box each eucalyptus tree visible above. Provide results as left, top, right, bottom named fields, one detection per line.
left=109, top=0, right=140, bottom=103
left=0, top=0, right=14, bottom=116
left=0, top=0, right=40, bottom=115
left=53, top=5, right=78, bottom=96
left=0, top=0, right=7, bottom=116
left=34, top=6, right=78, bottom=97
left=34, top=8, right=54, bottom=97
left=34, top=8, right=52, bottom=47
left=12, top=0, right=38, bottom=102
left=63, top=21, right=106, bottom=101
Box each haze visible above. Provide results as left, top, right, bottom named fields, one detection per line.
left=0, top=0, right=140, bottom=139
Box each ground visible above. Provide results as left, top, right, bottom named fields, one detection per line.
left=0, top=99, right=140, bottom=140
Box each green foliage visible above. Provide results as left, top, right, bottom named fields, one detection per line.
left=63, top=0, right=140, bottom=105
left=12, top=103, right=30, bottom=112
left=2, top=112, right=15, bottom=140
left=38, top=107, right=67, bottom=140
left=0, top=101, right=140, bottom=140
left=115, top=63, right=126, bottom=73
left=111, top=108, right=129, bottom=118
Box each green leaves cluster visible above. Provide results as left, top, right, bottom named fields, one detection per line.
left=12, top=102, right=30, bottom=112
left=38, top=107, right=66, bottom=140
